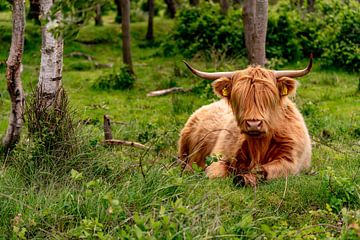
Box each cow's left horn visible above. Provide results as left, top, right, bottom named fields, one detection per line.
left=273, top=54, right=313, bottom=78
left=183, top=61, right=235, bottom=80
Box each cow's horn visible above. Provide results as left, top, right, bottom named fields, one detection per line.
left=273, top=54, right=313, bottom=78
left=183, top=61, right=235, bottom=80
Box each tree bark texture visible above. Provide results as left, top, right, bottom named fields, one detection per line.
left=95, top=4, right=103, bottom=26
left=220, top=0, right=229, bottom=15
left=28, top=0, right=40, bottom=24
left=114, top=0, right=122, bottom=23
left=243, top=0, right=268, bottom=66
left=38, top=0, right=63, bottom=108
left=146, top=0, right=154, bottom=40
left=121, top=0, right=134, bottom=73
left=3, top=0, right=26, bottom=150
left=189, top=0, right=199, bottom=6
left=164, top=0, right=177, bottom=18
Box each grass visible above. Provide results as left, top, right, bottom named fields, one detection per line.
left=0, top=10, right=359, bottom=239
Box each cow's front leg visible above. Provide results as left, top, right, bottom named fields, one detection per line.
left=261, top=158, right=298, bottom=180
left=205, top=161, right=229, bottom=179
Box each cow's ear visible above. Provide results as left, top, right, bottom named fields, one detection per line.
left=212, top=77, right=232, bottom=98
left=277, top=77, right=297, bottom=97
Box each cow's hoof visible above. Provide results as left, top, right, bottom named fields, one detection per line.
left=233, top=175, right=245, bottom=187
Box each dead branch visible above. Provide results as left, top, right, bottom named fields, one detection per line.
left=103, top=115, right=148, bottom=149
left=147, top=87, right=192, bottom=97
left=104, top=139, right=148, bottom=149
left=64, top=51, right=93, bottom=61
left=65, top=51, right=113, bottom=69
left=104, top=115, right=113, bottom=140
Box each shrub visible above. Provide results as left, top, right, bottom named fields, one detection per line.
left=93, top=66, right=135, bottom=90
left=162, top=2, right=245, bottom=59
left=164, top=0, right=359, bottom=71
left=0, top=0, right=10, bottom=11
left=24, top=87, right=79, bottom=173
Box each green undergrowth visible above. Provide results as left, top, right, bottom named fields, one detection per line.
left=0, top=10, right=359, bottom=239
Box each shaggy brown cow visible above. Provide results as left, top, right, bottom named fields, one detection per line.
left=178, top=57, right=313, bottom=186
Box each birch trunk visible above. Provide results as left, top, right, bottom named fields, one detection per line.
left=121, top=0, right=134, bottom=74
left=3, top=0, right=26, bottom=150
left=38, top=0, right=63, bottom=108
left=243, top=0, right=268, bottom=66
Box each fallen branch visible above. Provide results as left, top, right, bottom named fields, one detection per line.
left=104, top=139, right=148, bottom=149
left=65, top=51, right=113, bottom=69
left=103, top=115, right=148, bottom=149
left=64, top=51, right=93, bottom=61
left=147, top=87, right=192, bottom=97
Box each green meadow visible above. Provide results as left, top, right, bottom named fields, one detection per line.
left=0, top=8, right=359, bottom=239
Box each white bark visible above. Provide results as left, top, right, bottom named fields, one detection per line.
left=38, top=0, right=63, bottom=107
left=3, top=0, right=26, bottom=150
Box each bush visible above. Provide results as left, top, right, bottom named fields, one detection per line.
left=24, top=87, right=79, bottom=174
left=0, top=0, right=10, bottom=11
left=162, top=2, right=245, bottom=59
left=164, top=0, right=359, bottom=71
left=93, top=66, right=135, bottom=90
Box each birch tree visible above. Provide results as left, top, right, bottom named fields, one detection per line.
left=2, top=0, right=26, bottom=151
left=38, top=0, right=63, bottom=108
left=121, top=0, right=134, bottom=73
left=243, top=0, right=268, bottom=66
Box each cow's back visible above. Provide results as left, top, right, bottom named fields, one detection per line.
left=178, top=99, right=233, bottom=168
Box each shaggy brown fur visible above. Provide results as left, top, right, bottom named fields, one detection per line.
left=178, top=66, right=311, bottom=186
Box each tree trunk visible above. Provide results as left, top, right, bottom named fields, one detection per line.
left=27, top=0, right=40, bottom=24
left=307, top=0, right=315, bottom=11
left=189, top=0, right=199, bottom=6
left=219, top=0, right=229, bottom=15
left=38, top=0, right=63, bottom=108
left=95, top=4, right=103, bottom=26
left=243, top=0, right=268, bottom=66
left=121, top=0, right=134, bottom=74
left=164, top=0, right=176, bottom=18
left=114, top=0, right=122, bottom=23
left=2, top=0, right=26, bottom=151
left=146, top=0, right=154, bottom=40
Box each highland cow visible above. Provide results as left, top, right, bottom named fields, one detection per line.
left=178, top=57, right=313, bottom=186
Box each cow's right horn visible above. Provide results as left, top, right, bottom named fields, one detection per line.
left=183, top=61, right=235, bottom=80
left=273, top=54, right=313, bottom=79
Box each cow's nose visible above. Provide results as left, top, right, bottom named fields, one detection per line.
left=246, top=120, right=262, bottom=131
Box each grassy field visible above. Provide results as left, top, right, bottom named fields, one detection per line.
left=0, top=10, right=359, bottom=239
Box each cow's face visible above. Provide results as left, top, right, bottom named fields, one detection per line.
left=212, top=67, right=297, bottom=138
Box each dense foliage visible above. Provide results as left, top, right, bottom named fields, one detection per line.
left=165, top=0, right=359, bottom=71
left=93, top=66, right=136, bottom=90
left=162, top=3, right=245, bottom=59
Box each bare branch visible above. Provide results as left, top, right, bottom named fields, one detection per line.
left=147, top=87, right=191, bottom=97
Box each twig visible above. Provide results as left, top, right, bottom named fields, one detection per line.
left=147, top=87, right=192, bottom=97
left=275, top=176, right=288, bottom=212
left=65, top=51, right=113, bottom=69
left=103, top=115, right=148, bottom=149
left=312, top=137, right=347, bottom=154
left=64, top=51, right=94, bottom=61
left=104, top=139, right=148, bottom=149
